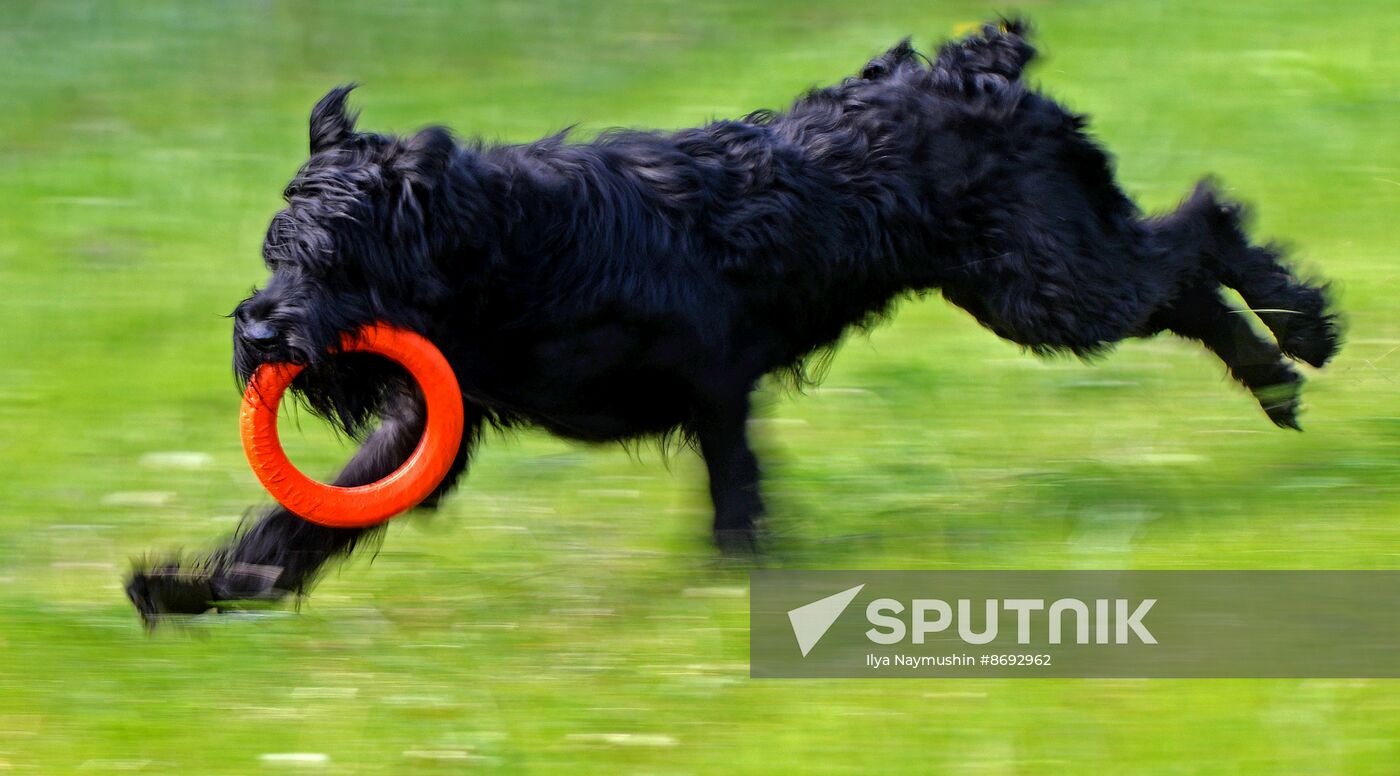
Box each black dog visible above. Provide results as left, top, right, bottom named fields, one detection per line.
left=128, top=20, right=1338, bottom=621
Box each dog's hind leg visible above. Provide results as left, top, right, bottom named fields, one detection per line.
left=1148, top=284, right=1305, bottom=429
left=127, top=395, right=478, bottom=623
left=1157, top=181, right=1340, bottom=368
left=694, top=395, right=764, bottom=554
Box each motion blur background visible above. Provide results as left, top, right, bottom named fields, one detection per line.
left=2, top=0, right=1397, bottom=771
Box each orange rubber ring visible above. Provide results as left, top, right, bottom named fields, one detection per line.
left=240, top=323, right=464, bottom=528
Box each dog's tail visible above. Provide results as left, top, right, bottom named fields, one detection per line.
left=928, top=17, right=1036, bottom=89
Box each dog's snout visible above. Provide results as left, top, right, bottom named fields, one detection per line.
left=241, top=321, right=279, bottom=346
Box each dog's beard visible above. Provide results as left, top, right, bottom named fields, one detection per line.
left=233, top=330, right=319, bottom=383
left=234, top=306, right=408, bottom=440
left=237, top=349, right=410, bottom=442
left=292, top=354, right=412, bottom=440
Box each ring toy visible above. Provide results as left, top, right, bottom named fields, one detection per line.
left=240, top=323, right=464, bottom=528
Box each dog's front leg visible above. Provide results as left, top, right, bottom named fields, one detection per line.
left=695, top=397, right=764, bottom=553
left=128, top=395, right=475, bottom=623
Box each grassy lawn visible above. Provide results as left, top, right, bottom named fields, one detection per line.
left=2, top=0, right=1398, bottom=771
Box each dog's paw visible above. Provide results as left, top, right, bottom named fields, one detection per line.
left=127, top=561, right=291, bottom=627
left=126, top=565, right=217, bottom=626
left=1277, top=311, right=1341, bottom=369
left=1254, top=380, right=1304, bottom=431
left=714, top=527, right=764, bottom=556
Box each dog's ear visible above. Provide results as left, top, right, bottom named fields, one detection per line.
left=310, top=84, right=360, bottom=154
left=392, top=126, right=456, bottom=185
left=386, top=127, right=457, bottom=238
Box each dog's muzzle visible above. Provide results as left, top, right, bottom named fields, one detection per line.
left=233, top=317, right=300, bottom=378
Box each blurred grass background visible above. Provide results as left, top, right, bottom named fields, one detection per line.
left=2, top=0, right=1398, bottom=772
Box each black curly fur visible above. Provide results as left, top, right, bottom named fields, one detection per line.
left=128, top=18, right=1340, bottom=624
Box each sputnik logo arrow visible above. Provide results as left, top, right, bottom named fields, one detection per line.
left=787, top=584, right=865, bottom=657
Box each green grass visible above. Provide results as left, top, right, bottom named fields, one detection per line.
left=2, top=0, right=1399, bottom=771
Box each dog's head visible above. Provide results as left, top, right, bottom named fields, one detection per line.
left=233, top=86, right=487, bottom=434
